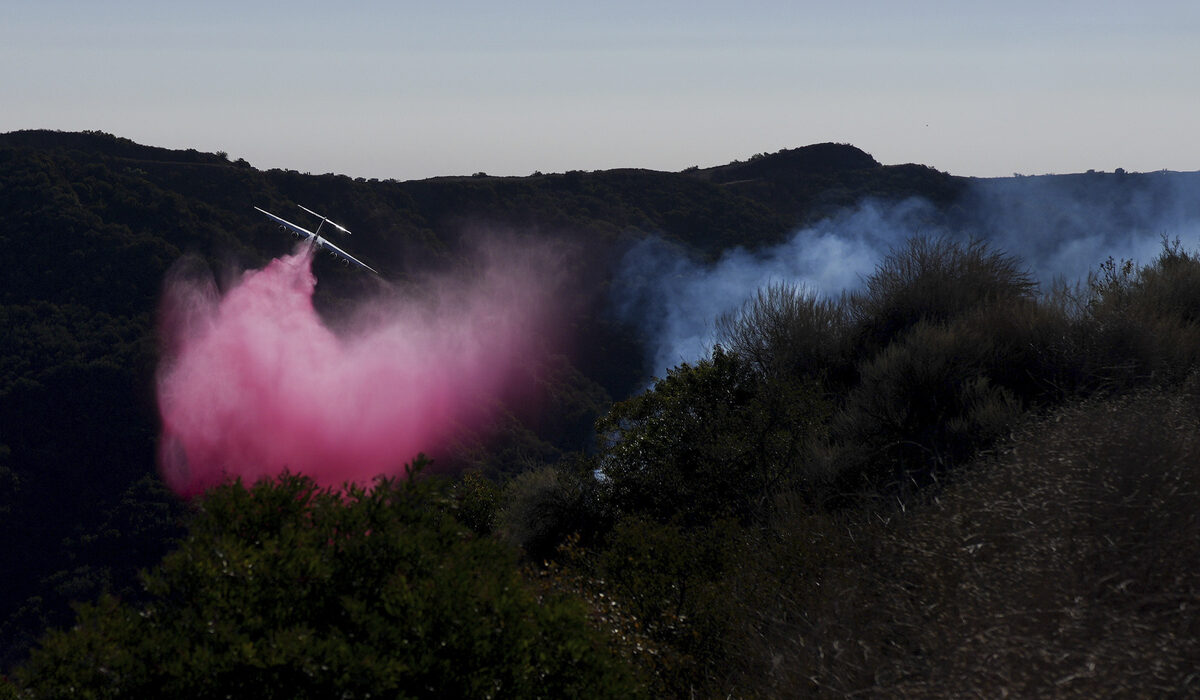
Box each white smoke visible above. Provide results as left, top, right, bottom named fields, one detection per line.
left=957, top=172, right=1200, bottom=284
left=612, top=171, right=1200, bottom=380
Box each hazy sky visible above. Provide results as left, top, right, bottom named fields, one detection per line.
left=4, top=1, right=1198, bottom=180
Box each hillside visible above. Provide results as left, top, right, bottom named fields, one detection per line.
left=2, top=130, right=1199, bottom=695
left=712, top=383, right=1200, bottom=697
left=0, top=130, right=964, bottom=670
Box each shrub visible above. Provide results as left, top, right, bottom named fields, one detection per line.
left=15, top=469, right=643, bottom=699
left=1085, top=239, right=1200, bottom=325
left=450, top=470, right=500, bottom=536
left=1081, top=240, right=1200, bottom=387
left=1136, top=240, right=1200, bottom=323
left=497, top=462, right=610, bottom=560
left=597, top=348, right=827, bottom=525
left=954, top=298, right=1081, bottom=403
left=850, top=236, right=1036, bottom=357
left=595, top=517, right=738, bottom=696
left=715, top=281, right=849, bottom=382
left=834, top=320, right=1022, bottom=488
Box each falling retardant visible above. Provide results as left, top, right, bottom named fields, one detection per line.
left=156, top=239, right=560, bottom=498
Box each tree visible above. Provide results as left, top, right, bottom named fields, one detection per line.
left=15, top=464, right=642, bottom=699
left=596, top=348, right=825, bottom=526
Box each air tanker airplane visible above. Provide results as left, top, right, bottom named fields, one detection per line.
left=255, top=205, right=378, bottom=274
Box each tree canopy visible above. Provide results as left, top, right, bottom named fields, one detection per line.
left=15, top=464, right=643, bottom=699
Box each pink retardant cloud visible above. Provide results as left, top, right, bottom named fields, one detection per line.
left=156, top=238, right=562, bottom=498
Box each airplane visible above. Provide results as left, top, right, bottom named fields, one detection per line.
left=254, top=205, right=378, bottom=275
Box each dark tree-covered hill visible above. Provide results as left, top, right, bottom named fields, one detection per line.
left=5, top=128, right=1172, bottom=674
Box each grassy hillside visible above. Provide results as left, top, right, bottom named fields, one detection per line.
left=729, top=385, right=1200, bottom=697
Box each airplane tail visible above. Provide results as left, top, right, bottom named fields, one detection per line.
left=298, top=205, right=352, bottom=236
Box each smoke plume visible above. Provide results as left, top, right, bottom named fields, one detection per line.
left=157, top=238, right=561, bottom=498
left=614, top=171, right=1200, bottom=379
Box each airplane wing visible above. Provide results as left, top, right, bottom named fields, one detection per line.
left=312, top=234, right=379, bottom=275
left=254, top=206, right=316, bottom=240
left=254, top=206, right=378, bottom=275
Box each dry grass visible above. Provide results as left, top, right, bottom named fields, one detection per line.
left=732, top=383, right=1200, bottom=698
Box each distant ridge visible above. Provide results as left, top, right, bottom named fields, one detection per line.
left=0, top=128, right=967, bottom=252
left=1, top=131, right=887, bottom=181
left=699, top=143, right=882, bottom=183
left=0, top=129, right=231, bottom=166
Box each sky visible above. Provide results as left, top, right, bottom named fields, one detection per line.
left=4, top=1, right=1199, bottom=181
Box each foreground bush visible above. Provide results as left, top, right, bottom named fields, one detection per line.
left=593, top=516, right=740, bottom=695
left=1080, top=240, right=1200, bottom=387
left=15, top=467, right=643, bottom=699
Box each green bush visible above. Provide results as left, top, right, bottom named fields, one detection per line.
left=497, top=462, right=611, bottom=561
left=834, top=320, right=1023, bottom=487
left=597, top=348, right=827, bottom=525
left=715, top=281, right=849, bottom=382
left=1085, top=240, right=1200, bottom=325
left=850, top=236, right=1036, bottom=357
left=595, top=517, right=738, bottom=696
left=15, top=467, right=643, bottom=699
left=956, top=297, right=1082, bottom=402
left=1081, top=240, right=1200, bottom=387
left=449, top=470, right=500, bottom=536
left=1136, top=240, right=1200, bottom=323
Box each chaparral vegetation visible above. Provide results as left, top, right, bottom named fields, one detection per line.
left=2, top=131, right=1198, bottom=697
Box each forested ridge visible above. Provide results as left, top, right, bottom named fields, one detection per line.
left=2, top=130, right=1198, bottom=697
